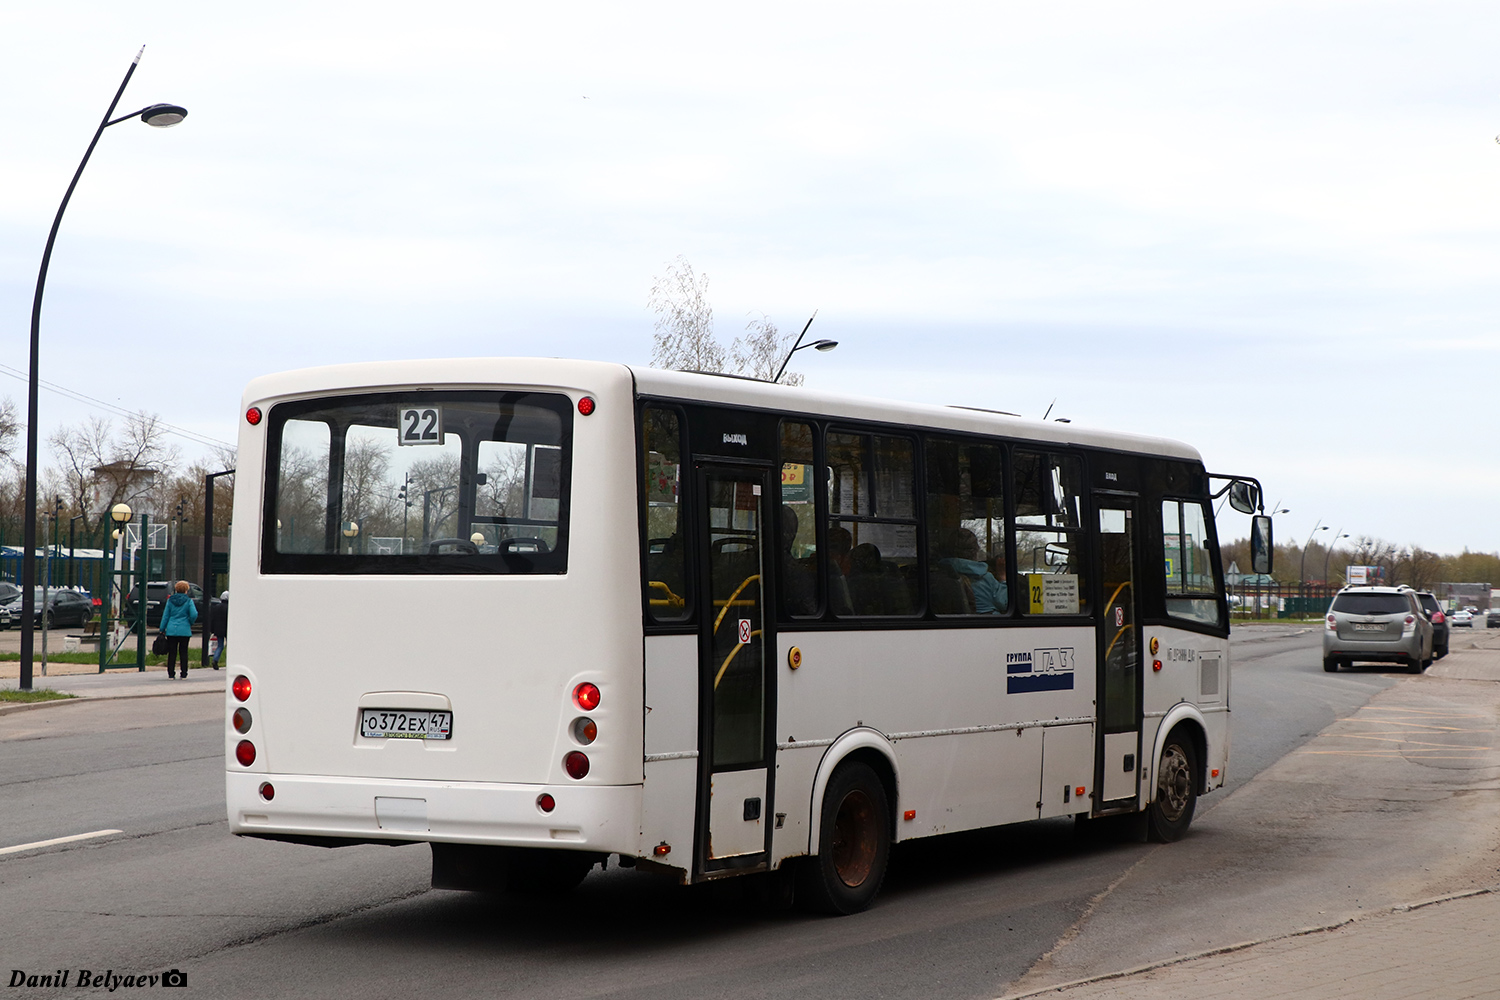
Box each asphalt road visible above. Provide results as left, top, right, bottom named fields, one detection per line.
left=0, top=625, right=1450, bottom=999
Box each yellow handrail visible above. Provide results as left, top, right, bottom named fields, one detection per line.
left=1103, top=581, right=1133, bottom=661
left=712, top=574, right=760, bottom=635
left=714, top=629, right=763, bottom=688
left=648, top=580, right=685, bottom=608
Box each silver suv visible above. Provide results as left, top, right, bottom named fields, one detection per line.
left=1323, top=586, right=1433, bottom=674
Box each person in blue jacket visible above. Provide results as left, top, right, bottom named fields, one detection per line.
left=938, top=528, right=1008, bottom=614
left=158, top=580, right=198, bottom=679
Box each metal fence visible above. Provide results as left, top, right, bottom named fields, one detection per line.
left=1229, top=582, right=1340, bottom=620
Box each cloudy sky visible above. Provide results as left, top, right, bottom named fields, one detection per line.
left=2, top=2, right=1496, bottom=556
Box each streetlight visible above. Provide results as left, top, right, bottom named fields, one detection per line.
left=1299, top=521, right=1330, bottom=586
left=772, top=311, right=837, bottom=383
left=342, top=520, right=360, bottom=555
left=1323, top=529, right=1350, bottom=586
left=18, top=48, right=187, bottom=691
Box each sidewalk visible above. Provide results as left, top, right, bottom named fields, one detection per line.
left=999, top=629, right=1500, bottom=1000
left=0, top=640, right=226, bottom=711
left=1001, top=888, right=1500, bottom=999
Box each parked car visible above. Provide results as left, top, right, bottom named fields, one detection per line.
left=1414, top=591, right=1449, bottom=659
left=1450, top=609, right=1474, bottom=628
left=1487, top=608, right=1500, bottom=629
left=1323, top=585, right=1433, bottom=673
left=0, top=581, right=21, bottom=606
left=0, top=587, right=96, bottom=629
left=0, top=605, right=10, bottom=630
left=123, top=582, right=213, bottom=629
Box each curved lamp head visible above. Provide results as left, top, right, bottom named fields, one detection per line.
left=110, top=503, right=133, bottom=525
left=470, top=532, right=487, bottom=547
left=810, top=339, right=838, bottom=352
left=341, top=521, right=360, bottom=538
left=140, top=103, right=188, bottom=127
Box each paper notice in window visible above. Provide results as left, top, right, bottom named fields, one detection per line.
left=1026, top=573, right=1080, bottom=615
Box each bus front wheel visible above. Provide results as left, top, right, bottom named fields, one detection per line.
left=798, top=762, right=890, bottom=915
left=1146, top=734, right=1198, bottom=843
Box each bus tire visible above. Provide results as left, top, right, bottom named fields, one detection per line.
left=797, top=761, right=890, bottom=915
left=1146, top=733, right=1198, bottom=843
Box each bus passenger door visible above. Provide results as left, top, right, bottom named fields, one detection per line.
left=1095, top=497, right=1143, bottom=808
left=694, top=466, right=773, bottom=874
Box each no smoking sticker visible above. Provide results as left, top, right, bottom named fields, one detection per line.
left=738, top=619, right=752, bottom=644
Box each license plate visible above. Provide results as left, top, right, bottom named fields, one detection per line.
left=360, top=709, right=452, bottom=740
left=1352, top=623, right=1386, bottom=632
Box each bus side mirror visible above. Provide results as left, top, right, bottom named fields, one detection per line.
left=1228, top=481, right=1259, bottom=515
left=1250, top=516, right=1273, bottom=575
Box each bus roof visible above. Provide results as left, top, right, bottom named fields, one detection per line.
left=628, top=365, right=1202, bottom=463
left=241, top=357, right=1202, bottom=464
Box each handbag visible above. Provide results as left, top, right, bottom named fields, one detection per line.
left=151, top=631, right=169, bottom=655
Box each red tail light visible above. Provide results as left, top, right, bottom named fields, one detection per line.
left=1433, top=611, right=1445, bottom=624
left=235, top=740, right=256, bottom=766
left=563, top=751, right=590, bottom=779
left=1404, top=615, right=1415, bottom=625
left=573, top=682, right=600, bottom=711
left=245, top=406, right=263, bottom=425
left=232, top=675, right=252, bottom=701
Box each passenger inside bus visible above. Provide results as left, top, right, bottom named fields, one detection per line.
left=826, top=525, right=854, bottom=616
left=936, top=528, right=1007, bottom=614
left=779, top=505, right=817, bottom=616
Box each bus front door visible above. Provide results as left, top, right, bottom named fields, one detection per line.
left=694, top=466, right=773, bottom=874
left=1095, top=497, right=1143, bottom=809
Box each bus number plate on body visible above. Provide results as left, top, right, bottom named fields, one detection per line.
left=360, top=710, right=453, bottom=740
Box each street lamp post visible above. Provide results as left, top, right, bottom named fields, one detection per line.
left=1300, top=521, right=1330, bottom=588
left=18, top=47, right=186, bottom=691
left=772, top=311, right=838, bottom=384
left=1323, top=529, right=1350, bottom=588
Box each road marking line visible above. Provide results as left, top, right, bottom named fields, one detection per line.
left=0, top=829, right=123, bottom=856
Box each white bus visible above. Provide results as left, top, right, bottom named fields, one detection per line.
left=225, top=358, right=1270, bottom=913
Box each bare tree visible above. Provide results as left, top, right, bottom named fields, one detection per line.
left=409, top=454, right=461, bottom=539
left=649, top=256, right=726, bottom=372
left=49, top=413, right=181, bottom=535
left=0, top=397, right=18, bottom=468
left=732, top=313, right=805, bottom=385
left=477, top=445, right=527, bottom=518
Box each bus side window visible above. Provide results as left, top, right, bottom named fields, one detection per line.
left=827, top=431, right=919, bottom=617
left=926, top=437, right=1008, bottom=616
left=643, top=407, right=690, bottom=622
left=1014, top=451, right=1089, bottom=616
left=1162, top=499, right=1221, bottom=626
left=779, top=421, right=819, bottom=618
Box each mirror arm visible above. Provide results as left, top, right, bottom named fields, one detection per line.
left=1207, top=473, right=1266, bottom=512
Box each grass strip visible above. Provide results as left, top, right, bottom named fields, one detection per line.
left=0, top=688, right=77, bottom=703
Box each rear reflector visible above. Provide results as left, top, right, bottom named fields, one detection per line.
left=536, top=793, right=556, bottom=813
left=259, top=782, right=275, bottom=801
left=563, top=751, right=590, bottom=780
left=235, top=740, right=256, bottom=767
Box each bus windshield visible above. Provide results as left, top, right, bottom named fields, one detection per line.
left=261, top=390, right=572, bottom=574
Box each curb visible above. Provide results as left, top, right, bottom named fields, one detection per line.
left=995, top=886, right=1499, bottom=1000
left=0, top=686, right=223, bottom=716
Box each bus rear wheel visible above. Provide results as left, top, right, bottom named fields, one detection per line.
left=1146, top=734, right=1198, bottom=843
left=798, top=762, right=890, bottom=915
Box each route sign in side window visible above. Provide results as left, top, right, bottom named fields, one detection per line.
left=1014, top=451, right=1088, bottom=616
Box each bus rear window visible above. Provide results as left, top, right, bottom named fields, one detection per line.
left=262, top=391, right=571, bottom=574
